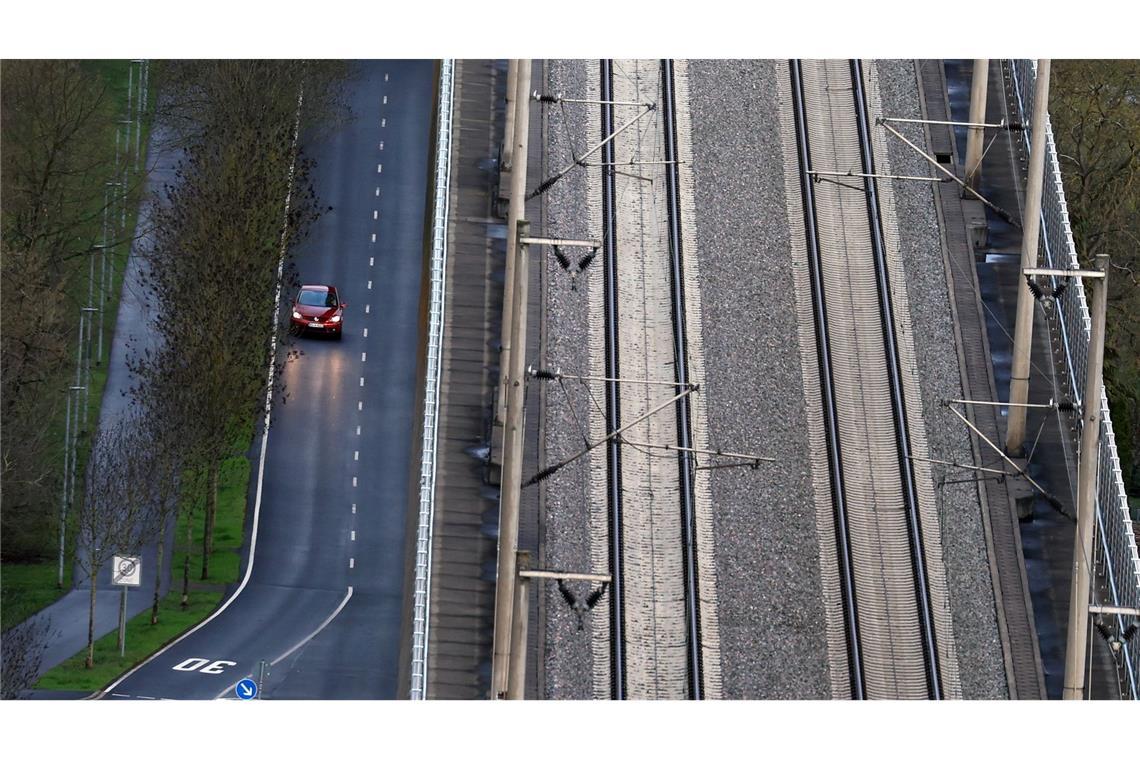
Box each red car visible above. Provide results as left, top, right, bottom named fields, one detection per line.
left=291, top=285, right=346, bottom=339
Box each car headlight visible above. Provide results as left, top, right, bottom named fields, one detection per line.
left=292, top=310, right=302, bottom=319
left=331, top=315, right=341, bottom=323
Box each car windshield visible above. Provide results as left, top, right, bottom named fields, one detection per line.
left=298, top=290, right=336, bottom=307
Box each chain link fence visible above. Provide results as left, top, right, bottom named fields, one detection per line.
left=1009, top=59, right=1140, bottom=699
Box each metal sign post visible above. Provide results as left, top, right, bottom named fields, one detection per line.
left=112, top=555, right=141, bottom=657
left=257, top=659, right=271, bottom=699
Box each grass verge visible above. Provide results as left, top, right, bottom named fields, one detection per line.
left=33, top=591, right=223, bottom=693
left=30, top=440, right=254, bottom=693
left=0, top=563, right=68, bottom=631
left=174, top=453, right=251, bottom=587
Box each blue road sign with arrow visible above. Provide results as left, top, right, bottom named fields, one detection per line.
left=236, top=678, right=257, bottom=700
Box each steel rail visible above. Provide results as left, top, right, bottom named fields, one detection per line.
left=789, top=59, right=865, bottom=699
left=660, top=59, right=704, bottom=699
left=600, top=59, right=627, bottom=701
left=849, top=58, right=942, bottom=699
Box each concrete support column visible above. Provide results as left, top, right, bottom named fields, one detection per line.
left=507, top=550, right=532, bottom=699
left=1006, top=59, right=1051, bottom=455
left=502, top=60, right=518, bottom=171
left=1063, top=255, right=1109, bottom=700
left=964, top=59, right=989, bottom=189
left=490, top=60, right=532, bottom=697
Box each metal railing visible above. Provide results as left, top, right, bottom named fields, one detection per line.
left=1009, top=59, right=1140, bottom=699
left=409, top=59, right=455, bottom=700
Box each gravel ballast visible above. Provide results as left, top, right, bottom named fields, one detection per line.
left=536, top=58, right=1008, bottom=700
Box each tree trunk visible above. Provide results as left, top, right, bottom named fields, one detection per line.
left=181, top=515, right=191, bottom=609
left=151, top=518, right=165, bottom=625
left=201, top=458, right=220, bottom=580
left=86, top=577, right=97, bottom=669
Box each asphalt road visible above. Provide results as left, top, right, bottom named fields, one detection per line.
left=102, top=60, right=434, bottom=700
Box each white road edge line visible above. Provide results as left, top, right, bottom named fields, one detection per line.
left=97, top=87, right=307, bottom=701
left=214, top=586, right=355, bottom=699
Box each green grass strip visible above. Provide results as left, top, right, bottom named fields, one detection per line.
left=174, top=454, right=251, bottom=586
left=33, top=590, right=223, bottom=694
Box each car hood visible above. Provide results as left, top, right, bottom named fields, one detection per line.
left=296, top=304, right=338, bottom=320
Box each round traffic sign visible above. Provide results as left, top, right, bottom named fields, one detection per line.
left=236, top=678, right=258, bottom=700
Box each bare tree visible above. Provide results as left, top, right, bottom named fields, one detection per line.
left=1052, top=61, right=1140, bottom=494
left=1, top=617, right=56, bottom=699
left=1, top=61, right=118, bottom=565
left=127, top=62, right=329, bottom=587
left=74, top=411, right=168, bottom=668
left=152, top=60, right=352, bottom=151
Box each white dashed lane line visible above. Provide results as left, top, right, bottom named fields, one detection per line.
left=341, top=83, right=388, bottom=592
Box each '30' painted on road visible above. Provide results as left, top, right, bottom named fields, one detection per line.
left=172, top=658, right=237, bottom=674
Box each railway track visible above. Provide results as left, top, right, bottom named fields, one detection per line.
left=788, top=58, right=942, bottom=699
left=600, top=59, right=704, bottom=699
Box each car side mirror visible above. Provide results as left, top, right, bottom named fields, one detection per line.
left=341, top=302, right=348, bottom=308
